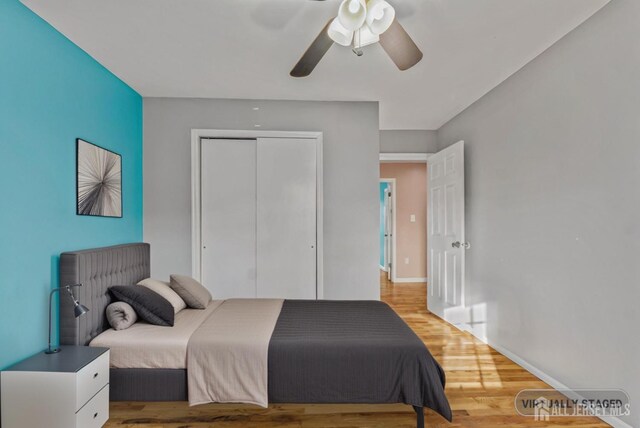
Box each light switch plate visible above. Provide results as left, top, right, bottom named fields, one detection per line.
left=410, top=215, right=416, bottom=222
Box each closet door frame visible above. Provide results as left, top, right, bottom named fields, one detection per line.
left=191, top=129, right=324, bottom=299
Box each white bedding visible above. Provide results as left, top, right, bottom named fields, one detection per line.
left=90, top=300, right=223, bottom=369
left=187, top=299, right=284, bottom=408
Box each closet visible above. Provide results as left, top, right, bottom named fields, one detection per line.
left=200, top=137, right=318, bottom=299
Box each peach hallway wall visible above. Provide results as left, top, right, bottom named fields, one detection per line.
left=379, top=163, right=427, bottom=280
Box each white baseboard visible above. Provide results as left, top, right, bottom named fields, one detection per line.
left=462, top=327, right=633, bottom=428
left=393, top=277, right=428, bottom=283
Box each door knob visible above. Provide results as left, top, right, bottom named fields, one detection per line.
left=452, top=241, right=471, bottom=249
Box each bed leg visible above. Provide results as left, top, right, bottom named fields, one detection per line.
left=413, top=406, right=424, bottom=428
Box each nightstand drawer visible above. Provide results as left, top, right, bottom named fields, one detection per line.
left=76, top=384, right=109, bottom=428
left=76, top=351, right=109, bottom=410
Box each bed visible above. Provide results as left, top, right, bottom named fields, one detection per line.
left=59, top=243, right=452, bottom=427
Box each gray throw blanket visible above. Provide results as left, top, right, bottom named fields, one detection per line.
left=268, top=300, right=452, bottom=422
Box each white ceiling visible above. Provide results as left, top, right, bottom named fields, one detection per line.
left=21, top=0, right=609, bottom=129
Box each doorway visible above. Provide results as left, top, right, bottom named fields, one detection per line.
left=379, top=158, right=429, bottom=284
left=379, top=143, right=469, bottom=327
left=379, top=179, right=395, bottom=281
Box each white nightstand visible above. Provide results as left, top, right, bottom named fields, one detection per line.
left=1, top=346, right=109, bottom=428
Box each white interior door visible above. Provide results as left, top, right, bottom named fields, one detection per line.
left=256, top=138, right=317, bottom=299
left=201, top=139, right=257, bottom=298
left=427, top=141, right=467, bottom=322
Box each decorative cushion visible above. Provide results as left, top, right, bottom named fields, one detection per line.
left=137, top=278, right=187, bottom=314
left=105, top=302, right=138, bottom=330
left=169, top=275, right=212, bottom=309
left=109, top=285, right=175, bottom=327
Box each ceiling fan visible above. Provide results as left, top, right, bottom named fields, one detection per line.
left=290, top=0, right=423, bottom=78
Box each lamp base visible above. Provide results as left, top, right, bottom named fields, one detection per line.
left=45, top=347, right=61, bottom=354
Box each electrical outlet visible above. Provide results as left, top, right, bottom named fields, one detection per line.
left=404, top=257, right=410, bottom=264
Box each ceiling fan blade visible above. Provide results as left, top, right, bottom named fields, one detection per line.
left=290, top=19, right=334, bottom=78
left=379, top=19, right=423, bottom=71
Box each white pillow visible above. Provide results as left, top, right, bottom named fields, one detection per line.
left=137, top=278, right=187, bottom=314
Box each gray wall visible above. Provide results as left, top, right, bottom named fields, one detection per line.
left=144, top=98, right=380, bottom=300
left=437, top=1, right=639, bottom=425
left=380, top=130, right=438, bottom=153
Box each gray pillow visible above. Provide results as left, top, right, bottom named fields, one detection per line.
left=169, top=275, right=212, bottom=309
left=106, top=302, right=138, bottom=330
left=110, top=285, right=175, bottom=327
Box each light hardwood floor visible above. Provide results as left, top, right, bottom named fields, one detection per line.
left=107, top=274, right=610, bottom=427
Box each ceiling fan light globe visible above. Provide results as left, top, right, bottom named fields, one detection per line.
left=337, top=0, right=367, bottom=31
left=353, top=24, right=380, bottom=49
left=328, top=18, right=354, bottom=46
left=366, top=0, right=395, bottom=35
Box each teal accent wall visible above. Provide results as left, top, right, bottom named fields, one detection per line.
left=379, top=182, right=388, bottom=267
left=0, top=0, right=143, bottom=368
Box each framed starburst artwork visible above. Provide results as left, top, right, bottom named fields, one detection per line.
left=76, top=138, right=122, bottom=218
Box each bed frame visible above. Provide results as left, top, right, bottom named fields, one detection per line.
left=59, top=243, right=427, bottom=427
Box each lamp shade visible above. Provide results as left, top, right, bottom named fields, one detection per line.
left=366, top=0, right=395, bottom=35
left=337, top=0, right=367, bottom=31
left=74, top=302, right=89, bottom=318
left=327, top=17, right=354, bottom=46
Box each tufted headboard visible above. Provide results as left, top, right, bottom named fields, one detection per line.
left=59, top=243, right=150, bottom=346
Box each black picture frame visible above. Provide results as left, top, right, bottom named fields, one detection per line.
left=76, top=138, right=123, bottom=218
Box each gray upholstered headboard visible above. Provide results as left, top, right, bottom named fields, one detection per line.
left=59, top=243, right=150, bottom=346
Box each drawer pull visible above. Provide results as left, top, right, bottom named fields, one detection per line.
left=93, top=372, right=99, bottom=379
left=94, top=412, right=98, bottom=419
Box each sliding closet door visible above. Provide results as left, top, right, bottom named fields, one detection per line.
left=256, top=138, right=317, bottom=299
left=201, top=139, right=257, bottom=298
